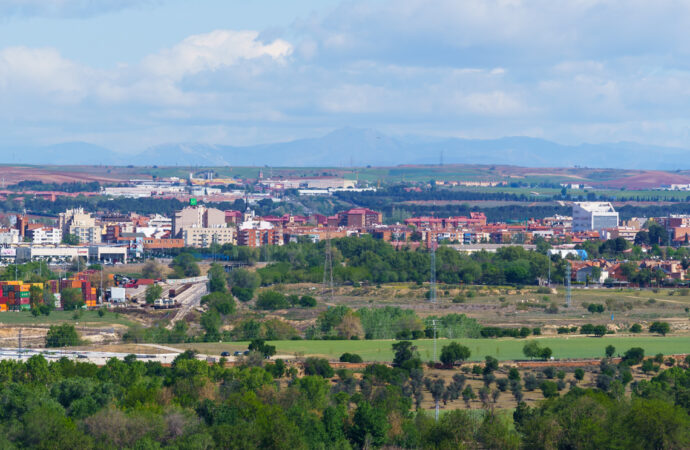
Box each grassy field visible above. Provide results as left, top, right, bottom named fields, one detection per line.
left=0, top=310, right=135, bottom=327
left=173, top=335, right=690, bottom=362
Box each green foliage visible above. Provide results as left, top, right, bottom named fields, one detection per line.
left=201, top=291, right=236, bottom=315
left=208, top=263, right=228, bottom=293
left=650, top=321, right=671, bottom=336
left=45, top=324, right=80, bottom=347
left=144, top=284, right=163, bottom=304
left=255, top=290, right=289, bottom=310
left=339, top=353, right=363, bottom=363
left=170, top=253, right=200, bottom=278
left=630, top=323, right=643, bottom=333
left=303, top=357, right=334, bottom=378
left=440, top=342, right=471, bottom=367
left=62, top=233, right=79, bottom=245
left=60, top=288, right=84, bottom=311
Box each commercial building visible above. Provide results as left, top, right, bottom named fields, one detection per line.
left=16, top=246, right=88, bottom=263
left=572, top=202, right=619, bottom=232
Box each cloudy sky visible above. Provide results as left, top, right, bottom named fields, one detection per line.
left=2, top=0, right=690, bottom=152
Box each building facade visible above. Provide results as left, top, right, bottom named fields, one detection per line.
left=572, top=202, right=619, bottom=232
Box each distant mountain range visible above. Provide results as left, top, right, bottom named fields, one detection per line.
left=3, top=128, right=687, bottom=170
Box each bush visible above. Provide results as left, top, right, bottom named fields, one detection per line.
left=299, top=295, right=317, bottom=308
left=630, top=323, right=642, bottom=333
left=231, top=286, right=254, bottom=302
left=303, top=357, right=334, bottom=378
left=339, top=353, right=363, bottom=363
left=574, top=368, right=585, bottom=381
left=45, top=324, right=80, bottom=347
left=540, top=381, right=559, bottom=398
left=622, top=347, right=645, bottom=365
left=524, top=373, right=539, bottom=391
left=255, top=290, right=289, bottom=310
left=649, top=321, right=670, bottom=336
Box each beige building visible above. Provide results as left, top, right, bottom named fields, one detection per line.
left=173, top=206, right=226, bottom=237
left=182, top=227, right=236, bottom=247
left=58, top=208, right=101, bottom=244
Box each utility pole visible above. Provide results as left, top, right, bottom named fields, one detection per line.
left=322, top=229, right=334, bottom=303
left=429, top=236, right=436, bottom=304
left=566, top=260, right=572, bottom=308
left=432, top=319, right=437, bottom=362
left=17, top=329, right=22, bottom=359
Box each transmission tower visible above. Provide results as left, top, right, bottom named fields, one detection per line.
left=566, top=261, right=572, bottom=307
left=322, top=230, right=334, bottom=303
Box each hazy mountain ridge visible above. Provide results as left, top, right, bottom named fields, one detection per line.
left=3, top=129, right=686, bottom=170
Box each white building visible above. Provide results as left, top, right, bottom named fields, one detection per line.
left=59, top=208, right=102, bottom=243
left=29, top=227, right=62, bottom=245
left=0, top=228, right=19, bottom=245
left=572, top=202, right=619, bottom=232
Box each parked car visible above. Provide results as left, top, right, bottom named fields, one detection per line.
left=221, top=351, right=230, bottom=357
left=233, top=351, right=243, bottom=356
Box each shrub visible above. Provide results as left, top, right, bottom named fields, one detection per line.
left=574, top=368, right=585, bottom=381
left=339, top=353, right=363, bottom=363
left=231, top=286, right=254, bottom=302
left=630, top=323, right=642, bottom=333
left=45, top=324, right=80, bottom=347
left=255, top=290, right=289, bottom=310
left=303, top=357, right=334, bottom=378
left=299, top=295, right=317, bottom=308
left=649, top=321, right=670, bottom=336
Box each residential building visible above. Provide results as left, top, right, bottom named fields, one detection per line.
left=0, top=228, right=20, bottom=245
left=182, top=227, right=236, bottom=247
left=59, top=208, right=102, bottom=243
left=172, top=206, right=226, bottom=237
left=28, top=227, right=62, bottom=245
left=572, top=202, right=619, bottom=232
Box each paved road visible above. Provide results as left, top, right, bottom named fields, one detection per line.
left=165, top=282, right=207, bottom=330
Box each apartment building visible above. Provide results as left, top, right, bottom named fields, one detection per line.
left=28, top=227, right=62, bottom=245
left=182, top=227, right=236, bottom=247
left=172, top=206, right=225, bottom=237
left=59, top=208, right=101, bottom=244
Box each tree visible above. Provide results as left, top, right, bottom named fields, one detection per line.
left=303, top=358, right=334, bottom=378
left=62, top=233, right=79, bottom=245
left=523, top=341, right=541, bottom=359
left=248, top=339, right=276, bottom=358
left=170, top=253, right=200, bottom=278
left=145, top=284, right=163, bottom=305
left=630, top=323, right=643, bottom=333
left=202, top=291, right=236, bottom=315
left=335, top=310, right=364, bottom=339
left=349, top=402, right=389, bottom=448
left=45, top=324, right=80, bottom=347
left=392, top=340, right=421, bottom=372
left=605, top=345, right=616, bottom=358
left=622, top=347, right=645, bottom=365
left=29, top=285, right=43, bottom=307
left=60, top=287, right=84, bottom=311
left=256, top=290, right=289, bottom=310
left=649, top=321, right=670, bottom=336
left=440, top=342, right=471, bottom=367
left=207, top=263, right=228, bottom=293
left=339, top=353, right=363, bottom=363
left=299, top=295, right=317, bottom=307
left=141, top=259, right=164, bottom=279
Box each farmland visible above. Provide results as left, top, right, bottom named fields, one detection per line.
left=172, top=335, right=690, bottom=362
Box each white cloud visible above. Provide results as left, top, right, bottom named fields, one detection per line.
left=0, top=46, right=92, bottom=102
left=142, top=30, right=292, bottom=81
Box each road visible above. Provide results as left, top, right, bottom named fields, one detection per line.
left=165, top=282, right=208, bottom=330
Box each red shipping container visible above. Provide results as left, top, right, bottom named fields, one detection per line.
left=19, top=298, right=30, bottom=304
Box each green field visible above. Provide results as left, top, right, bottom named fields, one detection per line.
left=174, top=335, right=690, bottom=362
left=0, top=310, right=134, bottom=327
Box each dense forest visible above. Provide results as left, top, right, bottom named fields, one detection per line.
left=0, top=345, right=688, bottom=448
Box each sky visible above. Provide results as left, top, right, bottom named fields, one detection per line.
left=2, top=0, right=690, bottom=153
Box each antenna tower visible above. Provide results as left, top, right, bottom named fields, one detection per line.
left=323, top=230, right=334, bottom=303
